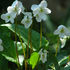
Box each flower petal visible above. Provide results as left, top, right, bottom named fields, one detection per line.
left=31, top=4, right=39, bottom=10
left=39, top=0, right=47, bottom=8
left=44, top=8, right=51, bottom=14
left=39, top=13, right=47, bottom=21
left=7, top=6, right=13, bottom=13
left=1, top=14, right=6, bottom=20
left=10, top=18, right=14, bottom=23
left=36, top=14, right=41, bottom=22
left=54, top=29, right=60, bottom=35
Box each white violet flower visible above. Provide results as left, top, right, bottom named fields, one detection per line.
left=18, top=55, right=24, bottom=66
left=1, top=0, right=25, bottom=23
left=60, top=37, right=67, bottom=48
left=31, top=0, right=51, bottom=22
left=1, top=12, right=15, bottom=23
left=7, top=0, right=25, bottom=16
left=21, top=12, right=32, bottom=28
left=54, top=25, right=70, bottom=38
left=0, top=39, right=4, bottom=51
left=39, top=49, right=47, bottom=63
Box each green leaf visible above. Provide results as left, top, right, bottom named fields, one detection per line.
left=46, top=52, right=60, bottom=70
left=29, top=52, right=39, bottom=69
left=57, top=50, right=68, bottom=66
left=1, top=24, right=49, bottom=51
left=0, top=26, right=17, bottom=63
left=58, top=56, right=68, bottom=66
left=0, top=55, right=9, bottom=70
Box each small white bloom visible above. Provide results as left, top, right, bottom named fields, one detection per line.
left=18, top=55, right=24, bottom=66
left=21, top=12, right=32, bottom=28
left=23, top=12, right=32, bottom=19
left=40, top=52, right=47, bottom=63
left=54, top=25, right=70, bottom=38
left=1, top=12, right=15, bottom=23
left=60, top=37, right=67, bottom=48
left=7, top=0, right=24, bottom=15
left=39, top=49, right=47, bottom=63
left=31, top=0, right=51, bottom=22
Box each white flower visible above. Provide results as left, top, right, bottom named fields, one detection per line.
left=60, top=37, right=67, bottom=48
left=31, top=0, right=51, bottom=22
left=18, top=55, right=24, bottom=66
left=54, top=25, right=70, bottom=38
left=1, top=12, right=15, bottom=23
left=1, top=0, right=24, bottom=23
left=7, top=0, right=24, bottom=15
left=23, top=12, right=32, bottom=19
left=0, top=39, right=4, bottom=51
left=21, top=12, right=32, bottom=28
left=39, top=49, right=47, bottom=63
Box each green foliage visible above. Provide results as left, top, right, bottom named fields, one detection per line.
left=46, top=52, right=60, bottom=70
left=29, top=52, right=39, bottom=69
left=0, top=26, right=17, bottom=63
left=1, top=24, right=49, bottom=51
left=1, top=24, right=70, bottom=70
left=0, top=55, right=9, bottom=70
left=1, top=23, right=70, bottom=70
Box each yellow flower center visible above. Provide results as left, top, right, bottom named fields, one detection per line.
left=42, top=53, right=45, bottom=59
left=7, top=16, right=10, bottom=19
left=60, top=28, right=64, bottom=33
left=25, top=17, right=30, bottom=24
left=14, top=6, right=18, bottom=12
left=40, top=7, right=44, bottom=13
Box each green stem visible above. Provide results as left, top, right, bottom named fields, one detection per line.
left=27, top=26, right=32, bottom=57
left=18, top=30, right=27, bottom=70
left=55, top=37, right=59, bottom=56
left=29, top=26, right=32, bottom=54
left=40, top=22, right=42, bottom=48
left=15, top=23, right=20, bottom=70
left=16, top=25, right=29, bottom=70
left=29, top=26, right=33, bottom=70
left=26, top=27, right=31, bottom=70
left=19, top=34, right=26, bottom=59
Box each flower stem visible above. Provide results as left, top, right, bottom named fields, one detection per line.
left=40, top=22, right=42, bottom=48
left=29, top=25, right=32, bottom=54
left=25, top=28, right=31, bottom=70
left=27, top=28, right=30, bottom=58
left=55, top=37, right=59, bottom=56
left=18, top=29, right=27, bottom=70
left=19, top=34, right=26, bottom=59
left=15, top=23, right=20, bottom=70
